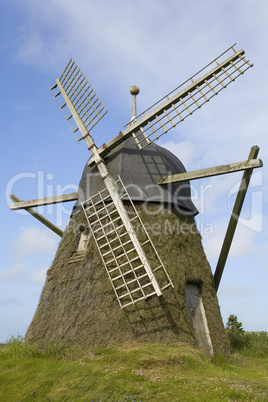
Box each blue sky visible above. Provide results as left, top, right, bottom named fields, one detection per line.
left=0, top=0, right=267, bottom=342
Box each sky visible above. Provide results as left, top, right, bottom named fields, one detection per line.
left=0, top=0, right=267, bottom=342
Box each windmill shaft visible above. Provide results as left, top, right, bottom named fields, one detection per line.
left=56, top=78, right=162, bottom=297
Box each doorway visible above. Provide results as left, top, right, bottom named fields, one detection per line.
left=185, top=282, right=213, bottom=357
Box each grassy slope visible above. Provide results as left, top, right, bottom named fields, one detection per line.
left=0, top=340, right=267, bottom=401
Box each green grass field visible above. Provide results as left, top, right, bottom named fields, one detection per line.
left=0, top=336, right=267, bottom=401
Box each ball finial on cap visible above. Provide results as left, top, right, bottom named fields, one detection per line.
left=130, top=85, right=140, bottom=96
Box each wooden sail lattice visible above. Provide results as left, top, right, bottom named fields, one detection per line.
left=84, top=45, right=253, bottom=166
left=81, top=176, right=173, bottom=308
left=128, top=45, right=253, bottom=149
left=50, top=58, right=108, bottom=142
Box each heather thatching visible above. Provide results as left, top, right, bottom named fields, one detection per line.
left=25, top=203, right=230, bottom=354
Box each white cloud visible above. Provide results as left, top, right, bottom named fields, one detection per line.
left=228, top=228, right=255, bottom=258
left=0, top=263, right=28, bottom=281
left=12, top=0, right=260, bottom=98
left=0, top=262, right=49, bottom=285
left=0, top=297, right=21, bottom=306
left=17, top=31, right=45, bottom=63
left=255, top=240, right=268, bottom=272
left=238, top=213, right=263, bottom=233
left=158, top=140, right=197, bottom=169
left=16, top=227, right=57, bottom=257
left=30, top=268, right=48, bottom=285
left=219, top=285, right=253, bottom=298
left=202, top=216, right=260, bottom=261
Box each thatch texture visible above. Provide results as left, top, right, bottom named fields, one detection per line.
left=26, top=204, right=230, bottom=354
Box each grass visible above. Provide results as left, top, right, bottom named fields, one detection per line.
left=0, top=336, right=267, bottom=401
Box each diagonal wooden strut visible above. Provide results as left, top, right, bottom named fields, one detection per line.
left=213, top=146, right=260, bottom=292
left=10, top=194, right=63, bottom=237
left=157, top=146, right=262, bottom=292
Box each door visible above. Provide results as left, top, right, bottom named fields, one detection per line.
left=185, top=283, right=213, bottom=357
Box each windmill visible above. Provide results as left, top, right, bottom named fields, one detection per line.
left=11, top=44, right=262, bottom=355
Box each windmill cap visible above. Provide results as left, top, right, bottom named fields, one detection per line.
left=72, top=136, right=198, bottom=217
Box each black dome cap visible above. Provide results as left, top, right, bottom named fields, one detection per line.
left=72, top=136, right=198, bottom=216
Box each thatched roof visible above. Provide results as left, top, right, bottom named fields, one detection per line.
left=26, top=204, right=230, bottom=355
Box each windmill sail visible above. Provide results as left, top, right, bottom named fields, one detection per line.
left=89, top=44, right=252, bottom=163
left=50, top=58, right=107, bottom=142
left=82, top=176, right=173, bottom=308
left=51, top=59, right=173, bottom=308
left=129, top=45, right=252, bottom=149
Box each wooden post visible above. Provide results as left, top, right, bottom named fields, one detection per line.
left=214, top=146, right=260, bottom=292
left=10, top=194, right=63, bottom=237
left=157, top=159, right=262, bottom=184
left=9, top=192, right=78, bottom=210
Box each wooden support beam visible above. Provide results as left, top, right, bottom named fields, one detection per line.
left=157, top=158, right=262, bottom=185
left=9, top=192, right=78, bottom=210
left=10, top=194, right=63, bottom=237
left=213, top=146, right=260, bottom=292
